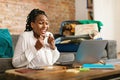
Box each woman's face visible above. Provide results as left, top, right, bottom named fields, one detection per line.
left=31, top=14, right=49, bottom=37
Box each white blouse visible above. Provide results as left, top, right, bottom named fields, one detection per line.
left=12, top=31, right=60, bottom=69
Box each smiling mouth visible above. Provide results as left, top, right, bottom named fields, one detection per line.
left=41, top=29, right=47, bottom=34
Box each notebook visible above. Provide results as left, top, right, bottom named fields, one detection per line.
left=75, top=40, right=108, bottom=64
left=105, top=59, right=120, bottom=65
left=83, top=64, right=115, bottom=69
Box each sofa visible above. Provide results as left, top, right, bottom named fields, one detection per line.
left=0, top=33, right=118, bottom=79
left=0, top=34, right=117, bottom=73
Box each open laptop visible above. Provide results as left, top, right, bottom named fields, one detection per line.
left=74, top=40, right=108, bottom=64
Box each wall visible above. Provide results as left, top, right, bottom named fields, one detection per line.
left=93, top=0, right=115, bottom=39
left=113, top=0, right=120, bottom=53
left=0, top=0, right=75, bottom=34
left=93, top=0, right=120, bottom=53
left=75, top=0, right=88, bottom=20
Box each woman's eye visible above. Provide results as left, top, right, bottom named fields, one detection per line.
left=39, top=22, right=49, bottom=25
left=39, top=22, right=43, bottom=24
left=46, top=22, right=49, bottom=25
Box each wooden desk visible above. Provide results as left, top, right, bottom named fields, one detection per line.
left=5, top=65, right=120, bottom=80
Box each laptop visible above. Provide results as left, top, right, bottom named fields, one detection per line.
left=74, top=40, right=108, bottom=64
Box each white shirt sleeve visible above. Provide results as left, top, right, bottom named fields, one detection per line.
left=44, top=32, right=60, bottom=65
left=12, top=33, right=38, bottom=68
left=50, top=48, right=60, bottom=64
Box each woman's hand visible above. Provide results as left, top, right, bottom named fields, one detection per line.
left=48, top=34, right=56, bottom=50
left=35, top=36, right=44, bottom=50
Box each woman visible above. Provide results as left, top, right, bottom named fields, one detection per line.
left=12, top=9, right=60, bottom=69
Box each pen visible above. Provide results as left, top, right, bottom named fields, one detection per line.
left=29, top=67, right=45, bottom=70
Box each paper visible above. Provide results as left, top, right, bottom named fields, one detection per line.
left=75, top=24, right=98, bottom=36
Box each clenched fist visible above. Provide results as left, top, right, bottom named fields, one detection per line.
left=48, top=34, right=56, bottom=50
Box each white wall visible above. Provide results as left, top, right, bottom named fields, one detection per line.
left=94, top=0, right=120, bottom=53
left=75, top=0, right=120, bottom=53
left=93, top=0, right=115, bottom=39
left=113, top=0, right=120, bottom=53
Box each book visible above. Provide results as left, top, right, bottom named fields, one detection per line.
left=105, top=59, right=120, bottom=65
left=15, top=68, right=38, bottom=73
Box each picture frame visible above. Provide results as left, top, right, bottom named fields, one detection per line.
left=88, top=11, right=93, bottom=20
left=87, top=0, right=93, bottom=9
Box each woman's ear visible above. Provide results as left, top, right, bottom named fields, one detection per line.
left=31, top=22, right=34, bottom=28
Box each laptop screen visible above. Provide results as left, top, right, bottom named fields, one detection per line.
left=75, top=40, right=107, bottom=64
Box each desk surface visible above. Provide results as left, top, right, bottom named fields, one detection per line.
left=5, top=65, right=120, bottom=80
